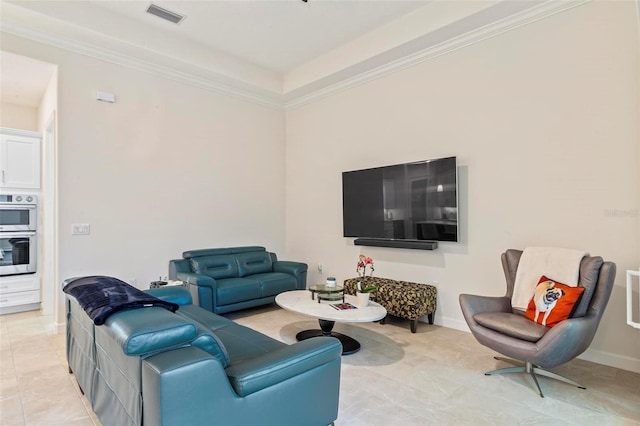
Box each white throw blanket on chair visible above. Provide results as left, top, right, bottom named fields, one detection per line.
left=511, top=247, right=588, bottom=311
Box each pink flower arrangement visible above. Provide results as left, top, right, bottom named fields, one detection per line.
left=356, top=255, right=376, bottom=293
left=356, top=255, right=374, bottom=278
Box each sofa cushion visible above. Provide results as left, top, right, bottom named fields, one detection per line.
left=225, top=338, right=342, bottom=397
left=216, top=277, right=262, bottom=306
left=251, top=272, right=297, bottom=297
left=183, top=248, right=234, bottom=259
left=474, top=312, right=548, bottom=342
left=176, top=305, right=236, bottom=331
left=191, top=255, right=239, bottom=279
left=213, top=323, right=286, bottom=364
left=230, top=246, right=267, bottom=254
left=104, top=308, right=197, bottom=356
left=236, top=251, right=273, bottom=277
left=182, top=246, right=266, bottom=259
left=175, top=304, right=282, bottom=365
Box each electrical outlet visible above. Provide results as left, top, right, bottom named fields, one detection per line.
left=318, top=263, right=323, bottom=274
left=71, top=223, right=90, bottom=235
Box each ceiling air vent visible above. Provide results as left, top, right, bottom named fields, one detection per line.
left=146, top=4, right=185, bottom=24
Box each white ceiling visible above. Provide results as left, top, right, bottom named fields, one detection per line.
left=0, top=0, right=577, bottom=108
left=0, top=0, right=436, bottom=106
left=88, top=0, right=431, bottom=73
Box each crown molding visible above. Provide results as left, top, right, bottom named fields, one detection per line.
left=2, top=0, right=590, bottom=111
left=0, top=127, right=41, bottom=138
left=0, top=19, right=285, bottom=110
left=284, top=0, right=591, bottom=110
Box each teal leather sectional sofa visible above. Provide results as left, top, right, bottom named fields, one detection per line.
left=65, top=284, right=342, bottom=426
left=169, top=246, right=307, bottom=314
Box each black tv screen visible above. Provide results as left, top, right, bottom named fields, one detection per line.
left=342, top=156, right=458, bottom=243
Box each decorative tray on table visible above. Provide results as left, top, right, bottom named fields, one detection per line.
left=308, top=284, right=345, bottom=303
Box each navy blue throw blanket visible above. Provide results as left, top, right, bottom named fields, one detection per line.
left=63, top=276, right=179, bottom=325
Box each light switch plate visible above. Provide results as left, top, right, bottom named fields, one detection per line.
left=72, top=223, right=90, bottom=235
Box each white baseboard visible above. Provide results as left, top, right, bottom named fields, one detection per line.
left=432, top=317, right=640, bottom=374
left=439, top=316, right=471, bottom=332
left=578, top=348, right=640, bottom=374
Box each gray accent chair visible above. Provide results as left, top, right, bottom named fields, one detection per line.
left=459, top=249, right=616, bottom=397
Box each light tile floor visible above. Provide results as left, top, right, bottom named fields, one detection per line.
left=1, top=306, right=639, bottom=426
left=0, top=310, right=98, bottom=426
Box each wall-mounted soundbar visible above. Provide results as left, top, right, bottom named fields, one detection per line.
left=354, top=238, right=438, bottom=250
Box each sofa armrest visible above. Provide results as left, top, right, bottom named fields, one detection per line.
left=142, top=347, right=231, bottom=426
left=459, top=294, right=511, bottom=325
left=176, top=273, right=217, bottom=312
left=459, top=294, right=511, bottom=315
left=175, top=272, right=216, bottom=287
left=534, top=314, right=599, bottom=368
left=145, top=286, right=192, bottom=305
left=273, top=261, right=308, bottom=290
left=169, top=258, right=191, bottom=280
left=225, top=337, right=341, bottom=396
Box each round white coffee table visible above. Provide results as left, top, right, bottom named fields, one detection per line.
left=275, top=290, right=387, bottom=355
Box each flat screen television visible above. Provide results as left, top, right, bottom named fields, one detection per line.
left=342, top=156, right=458, bottom=249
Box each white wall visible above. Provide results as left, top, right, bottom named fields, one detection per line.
left=1, top=0, right=637, bottom=373
left=0, top=102, right=38, bottom=130
left=37, top=71, right=57, bottom=132
left=285, top=1, right=640, bottom=372
left=37, top=69, right=58, bottom=318
left=1, top=33, right=286, bottom=327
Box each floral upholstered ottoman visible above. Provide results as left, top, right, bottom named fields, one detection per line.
left=343, top=277, right=437, bottom=333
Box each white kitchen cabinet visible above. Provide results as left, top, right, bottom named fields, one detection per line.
left=0, top=274, right=40, bottom=314
left=0, top=128, right=41, bottom=190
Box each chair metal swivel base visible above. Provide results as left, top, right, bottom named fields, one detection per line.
left=485, top=357, right=586, bottom=398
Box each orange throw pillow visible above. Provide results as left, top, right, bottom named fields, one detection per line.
left=525, top=276, right=585, bottom=327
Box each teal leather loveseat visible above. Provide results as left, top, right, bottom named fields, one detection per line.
left=169, top=246, right=307, bottom=314
left=65, top=283, right=342, bottom=426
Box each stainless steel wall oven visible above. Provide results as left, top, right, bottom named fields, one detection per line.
left=0, top=194, right=37, bottom=231
left=0, top=194, right=37, bottom=276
